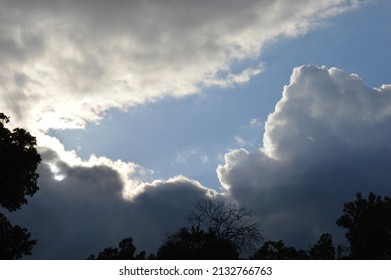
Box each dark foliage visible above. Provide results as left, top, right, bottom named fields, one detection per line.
left=88, top=194, right=391, bottom=260
left=0, top=113, right=41, bottom=211
left=88, top=237, right=146, bottom=260
left=0, top=113, right=41, bottom=259
left=251, top=240, right=309, bottom=260
left=156, top=226, right=239, bottom=260
left=0, top=213, right=36, bottom=259
left=188, top=199, right=262, bottom=255
left=336, top=192, right=391, bottom=259
left=308, top=233, right=336, bottom=260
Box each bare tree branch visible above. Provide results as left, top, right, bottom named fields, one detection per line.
left=188, top=199, right=263, bottom=255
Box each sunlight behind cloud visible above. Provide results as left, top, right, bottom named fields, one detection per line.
left=3, top=0, right=380, bottom=259
left=0, top=0, right=363, bottom=132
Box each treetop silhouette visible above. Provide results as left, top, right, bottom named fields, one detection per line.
left=88, top=237, right=146, bottom=260
left=157, top=226, right=239, bottom=260
left=336, top=192, right=391, bottom=259
left=0, top=213, right=36, bottom=259
left=188, top=199, right=262, bottom=255
left=0, top=113, right=41, bottom=259
left=0, top=113, right=41, bottom=211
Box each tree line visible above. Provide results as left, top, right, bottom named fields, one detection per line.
left=88, top=193, right=391, bottom=260
left=1, top=113, right=391, bottom=260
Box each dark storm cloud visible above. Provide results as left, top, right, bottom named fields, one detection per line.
left=9, top=65, right=391, bottom=258
left=8, top=149, right=216, bottom=259
left=218, top=65, right=391, bottom=247
left=1, top=1, right=370, bottom=259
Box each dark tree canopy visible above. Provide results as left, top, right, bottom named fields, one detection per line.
left=308, top=233, right=336, bottom=260
left=0, top=113, right=41, bottom=259
left=251, top=240, right=309, bottom=260
left=88, top=194, right=391, bottom=260
left=0, top=213, right=36, bottom=259
left=188, top=199, right=262, bottom=255
left=156, top=227, right=239, bottom=260
left=336, top=192, right=391, bottom=259
left=89, top=237, right=146, bottom=260
left=0, top=113, right=41, bottom=211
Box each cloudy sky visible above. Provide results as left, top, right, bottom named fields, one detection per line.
left=2, top=0, right=391, bottom=259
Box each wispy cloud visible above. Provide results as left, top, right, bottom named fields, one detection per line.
left=234, top=135, right=247, bottom=147
left=201, top=154, right=210, bottom=164
left=250, top=118, right=261, bottom=126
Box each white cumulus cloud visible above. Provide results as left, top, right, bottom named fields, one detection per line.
left=1, top=0, right=374, bottom=259
left=218, top=65, right=391, bottom=247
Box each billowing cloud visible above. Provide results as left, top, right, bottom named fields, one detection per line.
left=218, top=65, right=391, bottom=247
left=9, top=65, right=391, bottom=258
left=10, top=146, right=218, bottom=259
left=0, top=0, right=361, bottom=131
left=2, top=1, right=375, bottom=259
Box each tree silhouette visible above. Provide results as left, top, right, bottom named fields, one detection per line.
left=251, top=240, right=309, bottom=260
left=156, top=226, right=239, bottom=260
left=0, top=213, right=36, bottom=259
left=94, top=199, right=261, bottom=260
left=0, top=113, right=41, bottom=259
left=0, top=113, right=41, bottom=211
left=308, top=233, right=336, bottom=260
left=188, top=199, right=262, bottom=255
left=336, top=192, right=391, bottom=259
left=88, top=237, right=146, bottom=260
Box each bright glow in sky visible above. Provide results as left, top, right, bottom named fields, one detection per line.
left=50, top=0, right=391, bottom=189
left=3, top=0, right=391, bottom=259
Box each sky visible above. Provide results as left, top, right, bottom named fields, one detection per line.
left=1, top=0, right=391, bottom=259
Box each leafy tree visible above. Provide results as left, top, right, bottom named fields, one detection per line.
left=308, top=233, right=336, bottom=260
left=0, top=113, right=41, bottom=259
left=251, top=240, right=309, bottom=260
left=89, top=237, right=146, bottom=260
left=0, top=113, right=41, bottom=211
left=0, top=213, right=36, bottom=259
left=336, top=192, right=391, bottom=259
left=156, top=226, right=239, bottom=260
left=188, top=199, right=262, bottom=255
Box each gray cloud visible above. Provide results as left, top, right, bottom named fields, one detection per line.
left=0, top=0, right=361, bottom=130
left=8, top=148, right=216, bottom=259
left=8, top=65, right=391, bottom=258
left=1, top=1, right=372, bottom=258
left=218, top=65, right=391, bottom=247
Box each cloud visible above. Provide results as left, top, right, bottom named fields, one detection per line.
left=201, top=154, right=210, bottom=164
left=234, top=135, right=247, bottom=147
left=1, top=1, right=371, bottom=258
left=35, top=133, right=151, bottom=199
left=0, top=0, right=362, bottom=131
left=250, top=118, right=261, bottom=126
left=5, top=132, right=218, bottom=258
left=9, top=147, right=218, bottom=259
left=218, top=65, right=391, bottom=247
left=9, top=65, right=391, bottom=258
